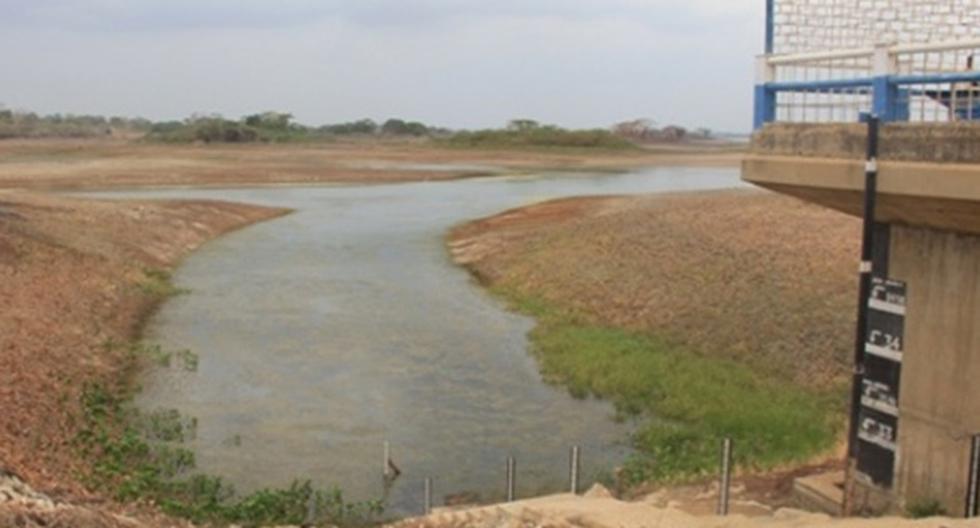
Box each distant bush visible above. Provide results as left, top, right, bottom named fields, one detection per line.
left=906, top=498, right=946, bottom=518
left=318, top=119, right=379, bottom=136
left=380, top=118, right=430, bottom=137
left=445, top=121, right=636, bottom=150
left=148, top=115, right=261, bottom=144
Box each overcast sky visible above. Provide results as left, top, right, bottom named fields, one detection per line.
left=0, top=1, right=763, bottom=132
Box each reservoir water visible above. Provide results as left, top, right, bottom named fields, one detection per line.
left=103, top=166, right=742, bottom=514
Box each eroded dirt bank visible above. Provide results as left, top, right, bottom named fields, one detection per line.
left=449, top=190, right=860, bottom=388
left=0, top=191, right=288, bottom=526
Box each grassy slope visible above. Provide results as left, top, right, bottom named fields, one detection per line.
left=449, top=191, right=860, bottom=483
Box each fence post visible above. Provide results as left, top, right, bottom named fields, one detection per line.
left=967, top=435, right=980, bottom=517
left=872, top=43, right=900, bottom=121
left=383, top=441, right=391, bottom=479
left=754, top=55, right=776, bottom=129
left=424, top=477, right=433, bottom=515
left=506, top=456, right=516, bottom=502
left=305, top=491, right=317, bottom=525
left=569, top=446, right=581, bottom=494
left=717, top=438, right=733, bottom=515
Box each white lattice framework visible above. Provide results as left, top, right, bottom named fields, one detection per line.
left=774, top=0, right=980, bottom=55
left=763, top=0, right=980, bottom=125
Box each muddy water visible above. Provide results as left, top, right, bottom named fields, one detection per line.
left=113, top=167, right=741, bottom=514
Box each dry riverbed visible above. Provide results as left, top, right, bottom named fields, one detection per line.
left=1, top=140, right=929, bottom=527
left=0, top=139, right=739, bottom=190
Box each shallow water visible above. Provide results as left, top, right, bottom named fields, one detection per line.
left=98, top=167, right=742, bottom=514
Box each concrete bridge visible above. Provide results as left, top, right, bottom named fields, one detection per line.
left=745, top=123, right=980, bottom=518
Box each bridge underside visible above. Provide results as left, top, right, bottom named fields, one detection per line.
left=745, top=123, right=980, bottom=236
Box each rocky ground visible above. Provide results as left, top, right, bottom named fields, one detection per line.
left=389, top=484, right=980, bottom=528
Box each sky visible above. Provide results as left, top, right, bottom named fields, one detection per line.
left=0, top=1, right=764, bottom=133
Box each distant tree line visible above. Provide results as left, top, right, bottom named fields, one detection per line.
left=0, top=106, right=710, bottom=149
left=0, top=108, right=153, bottom=139
left=147, top=112, right=453, bottom=144
left=444, top=119, right=635, bottom=150
left=611, top=118, right=713, bottom=143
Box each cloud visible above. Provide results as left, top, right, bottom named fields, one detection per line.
left=0, top=1, right=763, bottom=132
left=0, top=0, right=757, bottom=32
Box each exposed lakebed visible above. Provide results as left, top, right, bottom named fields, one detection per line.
left=94, top=167, right=742, bottom=514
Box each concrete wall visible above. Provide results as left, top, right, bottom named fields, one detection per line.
left=743, top=122, right=980, bottom=516
left=752, top=123, right=980, bottom=164
left=889, top=224, right=980, bottom=515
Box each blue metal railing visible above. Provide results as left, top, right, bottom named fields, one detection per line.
left=753, top=40, right=980, bottom=128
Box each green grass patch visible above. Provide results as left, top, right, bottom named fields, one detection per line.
left=499, top=289, right=843, bottom=484
left=137, top=268, right=189, bottom=298
left=906, top=498, right=947, bottom=518
left=75, top=381, right=383, bottom=527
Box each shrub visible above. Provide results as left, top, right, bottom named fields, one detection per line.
left=906, top=498, right=947, bottom=518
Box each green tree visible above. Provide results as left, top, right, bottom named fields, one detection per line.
left=507, top=119, right=540, bottom=132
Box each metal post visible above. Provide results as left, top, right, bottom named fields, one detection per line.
left=383, top=441, right=391, bottom=479
left=966, top=435, right=980, bottom=517
left=506, top=456, right=516, bottom=502
left=843, top=115, right=880, bottom=516
left=423, top=477, right=433, bottom=515
left=871, top=45, right=900, bottom=122
left=765, top=0, right=775, bottom=54
left=717, top=438, right=733, bottom=515
left=754, top=55, right=777, bottom=129
left=569, top=446, right=581, bottom=494
left=305, top=491, right=317, bottom=525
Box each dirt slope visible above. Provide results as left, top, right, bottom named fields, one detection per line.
left=0, top=191, right=288, bottom=519
left=449, top=190, right=860, bottom=388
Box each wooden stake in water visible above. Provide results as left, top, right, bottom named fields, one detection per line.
left=383, top=441, right=391, bottom=479
left=967, top=435, right=980, bottom=517
left=717, top=438, right=733, bottom=515
left=569, top=446, right=581, bottom=494
left=423, top=477, right=433, bottom=515
left=506, top=456, right=516, bottom=502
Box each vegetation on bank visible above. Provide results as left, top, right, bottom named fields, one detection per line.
left=496, top=289, right=843, bottom=485
left=147, top=113, right=446, bottom=144
left=77, top=376, right=382, bottom=526
left=442, top=119, right=636, bottom=150
left=72, top=269, right=383, bottom=527
left=2, top=106, right=704, bottom=150
left=146, top=114, right=636, bottom=149
left=0, top=108, right=152, bottom=139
